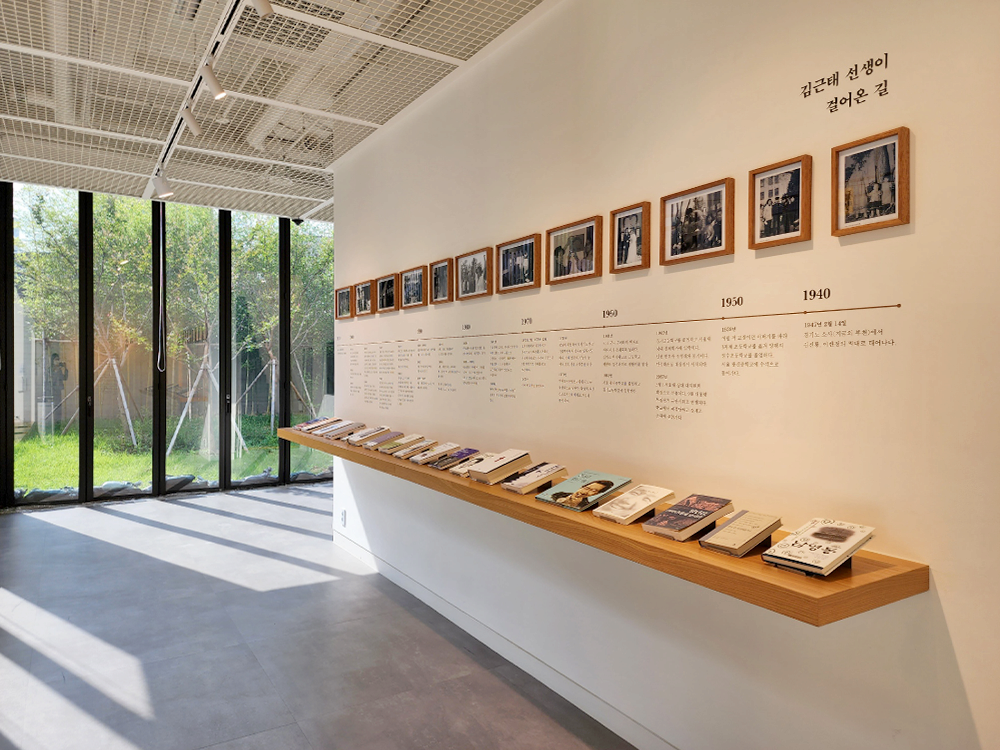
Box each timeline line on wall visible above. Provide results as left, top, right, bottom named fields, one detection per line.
left=338, top=303, right=901, bottom=347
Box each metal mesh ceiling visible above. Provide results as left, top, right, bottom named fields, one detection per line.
left=308, top=201, right=337, bottom=223
left=0, top=0, right=546, bottom=217
left=0, top=49, right=187, bottom=140
left=0, top=154, right=149, bottom=197
left=169, top=148, right=335, bottom=199
left=165, top=182, right=322, bottom=218
left=179, top=91, right=376, bottom=168
left=222, top=7, right=456, bottom=125
left=0, top=118, right=161, bottom=175
left=273, top=0, right=544, bottom=61
left=0, top=0, right=231, bottom=81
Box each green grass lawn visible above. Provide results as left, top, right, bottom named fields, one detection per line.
left=14, top=416, right=332, bottom=493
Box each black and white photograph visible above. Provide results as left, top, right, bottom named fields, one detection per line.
left=430, top=258, right=453, bottom=304
left=456, top=248, right=492, bottom=299
left=355, top=281, right=372, bottom=316
left=335, top=286, right=353, bottom=319
left=546, top=216, right=602, bottom=285
left=376, top=273, right=398, bottom=312
left=833, top=127, right=909, bottom=236
left=610, top=202, right=650, bottom=273
left=497, top=234, right=541, bottom=294
left=749, top=156, right=811, bottom=250
left=660, top=178, right=734, bottom=265
left=401, top=266, right=427, bottom=308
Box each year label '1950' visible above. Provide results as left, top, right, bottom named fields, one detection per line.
left=721, top=297, right=743, bottom=308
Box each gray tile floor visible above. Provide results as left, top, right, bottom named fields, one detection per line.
left=0, top=486, right=636, bottom=750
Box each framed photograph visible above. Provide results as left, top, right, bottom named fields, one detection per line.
left=455, top=248, right=493, bottom=300
left=430, top=258, right=454, bottom=304
left=610, top=202, right=651, bottom=273
left=749, top=156, right=812, bottom=250
left=546, top=216, right=602, bottom=285
left=335, top=286, right=354, bottom=319
left=401, top=265, right=427, bottom=308
left=660, top=178, right=735, bottom=265
left=354, top=280, right=373, bottom=316
left=832, top=126, right=910, bottom=236
left=496, top=233, right=541, bottom=294
left=376, top=273, right=399, bottom=313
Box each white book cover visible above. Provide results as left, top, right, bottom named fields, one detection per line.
left=322, top=421, right=363, bottom=437
left=763, top=518, right=874, bottom=571
left=378, top=434, right=423, bottom=453
left=468, top=449, right=529, bottom=475
left=449, top=453, right=498, bottom=476
left=700, top=510, right=781, bottom=551
left=409, top=442, right=460, bottom=464
left=347, top=426, right=389, bottom=444
left=392, top=439, right=435, bottom=457
left=594, top=485, right=674, bottom=522
left=502, top=463, right=564, bottom=490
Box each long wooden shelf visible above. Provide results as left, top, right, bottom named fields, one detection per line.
left=281, top=427, right=929, bottom=626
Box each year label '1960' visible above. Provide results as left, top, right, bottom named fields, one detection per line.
left=602, top=309, right=618, bottom=319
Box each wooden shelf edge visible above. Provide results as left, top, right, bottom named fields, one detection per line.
left=281, top=428, right=930, bottom=626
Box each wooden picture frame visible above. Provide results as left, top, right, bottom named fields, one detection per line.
left=335, top=286, right=354, bottom=319
left=546, top=216, right=603, bottom=285
left=375, top=273, right=399, bottom=313
left=749, top=156, right=812, bottom=250
left=496, top=233, right=542, bottom=294
left=832, top=126, right=910, bottom=236
left=430, top=258, right=454, bottom=304
left=609, top=202, right=651, bottom=273
left=354, top=280, right=373, bottom=316
left=660, top=178, right=735, bottom=266
left=455, top=248, right=493, bottom=300
left=400, top=265, right=428, bottom=308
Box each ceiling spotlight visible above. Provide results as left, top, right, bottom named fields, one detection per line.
left=152, top=174, right=175, bottom=199
left=249, top=0, right=274, bottom=18
left=180, top=106, right=203, bottom=137
left=200, top=62, right=226, bottom=100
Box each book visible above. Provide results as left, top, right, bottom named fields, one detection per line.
left=319, top=421, right=365, bottom=439
left=295, top=416, right=338, bottom=431
left=449, top=452, right=498, bottom=477
left=347, top=426, right=390, bottom=445
left=501, top=463, right=567, bottom=494
left=593, top=484, right=674, bottom=525
left=699, top=510, right=781, bottom=557
left=378, top=434, right=423, bottom=454
left=642, top=494, right=734, bottom=541
left=535, top=471, right=632, bottom=512
left=392, top=439, right=436, bottom=459
left=410, top=442, right=461, bottom=465
left=313, top=419, right=351, bottom=436
left=467, top=449, right=533, bottom=485
left=362, top=431, right=403, bottom=450
left=426, top=447, right=480, bottom=470
left=762, top=518, right=874, bottom=576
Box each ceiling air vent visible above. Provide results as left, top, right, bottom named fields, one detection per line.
left=234, top=8, right=329, bottom=52
left=173, top=0, right=203, bottom=21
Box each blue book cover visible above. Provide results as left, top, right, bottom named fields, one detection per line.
left=535, top=470, right=631, bottom=512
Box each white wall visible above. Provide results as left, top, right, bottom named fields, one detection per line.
left=331, top=1, right=1000, bottom=748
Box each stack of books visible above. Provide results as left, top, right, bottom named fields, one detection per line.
left=467, top=450, right=533, bottom=485
left=501, top=463, right=567, bottom=495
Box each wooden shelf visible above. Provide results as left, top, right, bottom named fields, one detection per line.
left=281, top=428, right=929, bottom=626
